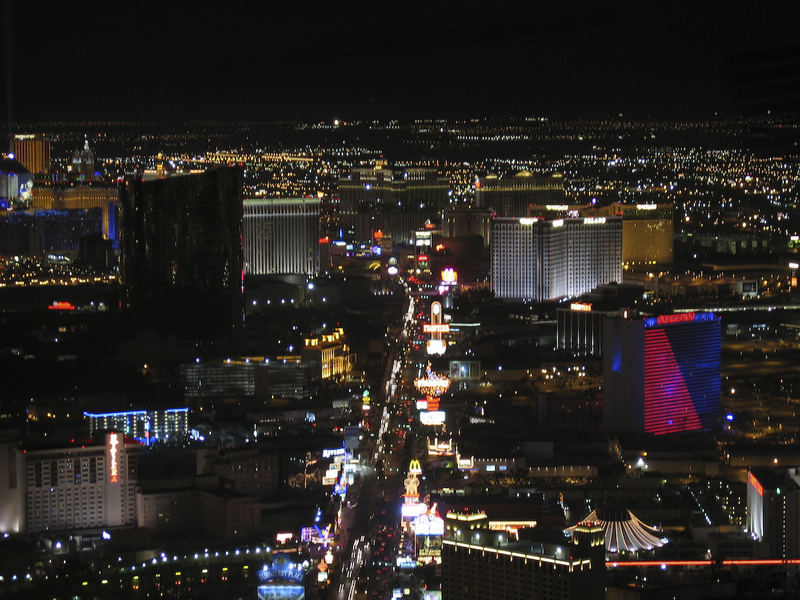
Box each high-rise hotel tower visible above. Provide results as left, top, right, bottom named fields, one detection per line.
left=243, top=197, right=319, bottom=276
left=490, top=216, right=622, bottom=302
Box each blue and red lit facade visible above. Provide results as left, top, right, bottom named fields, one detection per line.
left=603, top=312, right=721, bottom=435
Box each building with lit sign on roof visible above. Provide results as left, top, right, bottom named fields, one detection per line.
left=603, top=312, right=721, bottom=435
left=747, top=468, right=800, bottom=559
left=338, top=164, right=448, bottom=244
left=0, top=432, right=140, bottom=534
left=442, top=523, right=604, bottom=600
left=491, top=217, right=622, bottom=302
left=84, top=408, right=189, bottom=446
left=243, top=197, right=319, bottom=276
left=556, top=304, right=612, bottom=358
left=10, top=134, right=50, bottom=175
left=476, top=171, right=565, bottom=218
left=529, top=202, right=674, bottom=267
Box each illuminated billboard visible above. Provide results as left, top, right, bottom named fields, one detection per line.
left=419, top=411, right=445, bottom=425
left=258, top=585, right=305, bottom=600
left=413, top=513, right=444, bottom=536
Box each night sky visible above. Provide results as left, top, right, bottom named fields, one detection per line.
left=3, top=3, right=800, bottom=124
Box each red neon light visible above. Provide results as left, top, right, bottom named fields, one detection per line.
left=319, top=236, right=330, bottom=244
left=608, top=559, right=800, bottom=568
left=656, top=312, right=695, bottom=326
left=49, top=301, right=76, bottom=311
left=607, top=560, right=713, bottom=567
left=417, top=255, right=429, bottom=261
left=373, top=230, right=384, bottom=240
left=108, top=433, right=120, bottom=483
left=722, top=559, right=800, bottom=565
left=749, top=472, right=764, bottom=497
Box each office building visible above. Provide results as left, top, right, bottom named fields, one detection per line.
left=747, top=468, right=800, bottom=559
left=10, top=134, right=50, bottom=175
left=442, top=529, right=604, bottom=600
left=119, top=167, right=243, bottom=339
left=529, top=202, right=674, bottom=266
left=84, top=408, right=189, bottom=445
left=603, top=312, right=721, bottom=435
left=243, top=197, right=319, bottom=276
left=476, top=171, right=565, bottom=217
left=338, top=164, right=448, bottom=244
left=490, top=217, right=622, bottom=302
left=0, top=433, right=140, bottom=534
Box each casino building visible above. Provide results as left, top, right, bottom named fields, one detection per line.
left=0, top=433, right=140, bottom=535
left=603, top=312, right=721, bottom=435
left=491, top=216, right=622, bottom=302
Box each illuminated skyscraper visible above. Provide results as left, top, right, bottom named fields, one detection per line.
left=119, top=167, right=243, bottom=339
left=0, top=433, right=140, bottom=534
left=747, top=468, right=800, bottom=559
left=529, top=202, right=674, bottom=267
left=338, top=164, right=448, bottom=244
left=603, top=312, right=721, bottom=435
left=490, top=217, right=622, bottom=301
left=243, top=197, right=319, bottom=275
left=10, top=134, right=51, bottom=175
left=476, top=171, right=565, bottom=217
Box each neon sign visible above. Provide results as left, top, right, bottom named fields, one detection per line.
left=749, top=472, right=764, bottom=497
left=423, top=324, right=450, bottom=333
left=49, top=301, right=76, bottom=311
left=570, top=302, right=592, bottom=312
left=257, top=554, right=306, bottom=584
left=108, top=433, right=120, bottom=483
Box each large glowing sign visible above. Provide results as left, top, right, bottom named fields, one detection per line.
left=415, top=364, right=451, bottom=397
left=257, top=585, right=305, bottom=600
left=258, top=554, right=306, bottom=584
left=423, top=324, right=450, bottom=334
left=441, top=268, right=457, bottom=283
left=108, top=433, right=120, bottom=483
left=644, top=312, right=716, bottom=328
left=419, top=411, right=446, bottom=425
left=570, top=302, right=592, bottom=312
left=49, top=301, right=76, bottom=311
left=413, top=513, right=445, bottom=536
left=402, top=502, right=427, bottom=518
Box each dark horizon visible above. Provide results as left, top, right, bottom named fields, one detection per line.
left=3, top=3, right=800, bottom=125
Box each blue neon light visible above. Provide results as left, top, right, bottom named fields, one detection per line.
left=83, top=410, right=147, bottom=418
left=165, top=408, right=190, bottom=413
left=726, top=414, right=735, bottom=421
